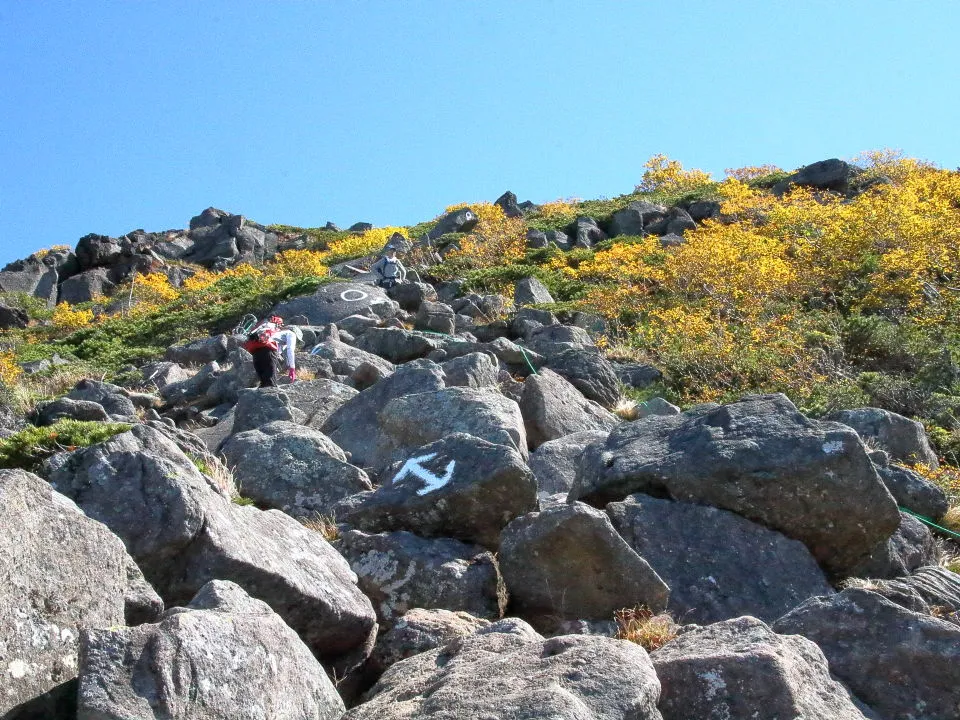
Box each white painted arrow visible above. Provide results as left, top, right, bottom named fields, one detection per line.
left=391, top=452, right=457, bottom=496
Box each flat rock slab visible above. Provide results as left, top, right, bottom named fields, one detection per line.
left=573, top=393, right=900, bottom=576
left=774, top=588, right=960, bottom=720
left=345, top=621, right=664, bottom=720
left=651, top=616, right=869, bottom=720
left=341, top=433, right=536, bottom=549
left=77, top=580, right=344, bottom=720
left=499, top=502, right=669, bottom=630
left=0, top=469, right=149, bottom=716
left=272, top=281, right=398, bottom=325
left=337, top=529, right=505, bottom=625
left=607, top=494, right=833, bottom=625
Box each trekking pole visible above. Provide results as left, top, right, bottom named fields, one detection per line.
left=126, top=272, right=137, bottom=317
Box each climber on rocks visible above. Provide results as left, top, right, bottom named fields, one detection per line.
left=371, top=244, right=407, bottom=289
left=243, top=316, right=302, bottom=387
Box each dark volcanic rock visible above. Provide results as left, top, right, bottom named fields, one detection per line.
left=607, top=494, right=833, bottom=624
left=775, top=588, right=960, bottom=720
left=572, top=393, right=900, bottom=575
left=77, top=580, right=344, bottom=720
left=338, top=529, right=505, bottom=625
left=830, top=406, right=939, bottom=468
left=545, top=349, right=622, bottom=408
left=652, top=616, right=870, bottom=720
left=499, top=502, right=668, bottom=629
left=519, top=367, right=618, bottom=449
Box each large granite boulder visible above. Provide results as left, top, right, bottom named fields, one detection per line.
left=221, top=420, right=372, bottom=517
left=77, top=580, right=344, bottom=720
left=272, top=281, right=398, bottom=325
left=775, top=588, right=960, bottom=720
left=830, top=406, right=939, bottom=468
left=607, top=494, right=833, bottom=624
left=519, top=368, right=618, bottom=449
left=545, top=349, right=622, bottom=408
left=370, top=608, right=491, bottom=675
left=651, top=616, right=870, bottom=720
left=499, top=502, right=668, bottom=630
left=344, top=620, right=664, bottom=719
left=340, top=433, right=536, bottom=548
left=528, top=430, right=609, bottom=499
left=0, top=469, right=160, bottom=718
left=164, top=334, right=231, bottom=366
left=337, top=530, right=505, bottom=625
left=572, top=394, right=901, bottom=575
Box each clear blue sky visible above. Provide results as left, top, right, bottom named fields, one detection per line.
left=2, top=1, right=959, bottom=266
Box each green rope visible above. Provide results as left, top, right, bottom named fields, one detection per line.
left=518, top=346, right=539, bottom=376
left=899, top=506, right=960, bottom=541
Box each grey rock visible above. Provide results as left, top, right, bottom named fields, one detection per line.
left=499, top=502, right=669, bottom=629
left=427, top=208, right=479, bottom=240
left=528, top=430, right=608, bottom=498
left=829, top=406, right=939, bottom=468
left=338, top=530, right=505, bottom=625
left=348, top=221, right=373, bottom=232
left=685, top=199, right=721, bottom=221
left=49, top=424, right=377, bottom=670
left=774, top=588, right=960, bottom=720
left=526, top=324, right=596, bottom=357
left=573, top=216, right=606, bottom=247
left=323, top=364, right=446, bottom=468
left=876, top=462, right=949, bottom=519
left=647, top=207, right=697, bottom=236
left=346, top=624, right=663, bottom=720
left=75, top=233, right=123, bottom=269
left=439, top=351, right=499, bottom=388
left=355, top=326, right=439, bottom=363
left=546, top=349, right=622, bottom=408
left=514, top=276, right=554, bottom=306
left=158, top=361, right=220, bottom=405
left=525, top=229, right=548, bottom=248
left=659, top=232, right=685, bottom=247
left=309, top=337, right=395, bottom=379
left=608, top=494, right=833, bottom=624
left=342, top=433, right=536, bottom=549
left=858, top=566, right=960, bottom=619
left=66, top=378, right=136, bottom=421
left=573, top=394, right=901, bottom=575
left=140, top=361, right=191, bottom=390
left=0, top=469, right=152, bottom=716
left=231, top=387, right=299, bottom=434
left=519, top=368, right=619, bottom=449
left=614, top=362, right=663, bottom=389
left=32, top=397, right=109, bottom=426
left=0, top=303, right=28, bottom=330
left=0, top=256, right=59, bottom=306
left=849, top=511, right=938, bottom=579
left=388, top=281, right=437, bottom=311
left=203, top=348, right=259, bottom=405
left=221, top=420, right=372, bottom=516
left=414, top=300, right=456, bottom=335
left=281, top=378, right=359, bottom=428
left=58, top=267, right=115, bottom=304
left=634, top=396, right=681, bottom=419
left=272, top=281, right=398, bottom=325
left=546, top=229, right=571, bottom=250
left=494, top=190, right=523, bottom=218
left=609, top=200, right=667, bottom=237
left=77, top=580, right=344, bottom=720
left=652, top=616, right=869, bottom=720
left=773, top=158, right=857, bottom=195
left=371, top=608, right=490, bottom=675
left=377, top=387, right=528, bottom=469
left=165, top=334, right=231, bottom=366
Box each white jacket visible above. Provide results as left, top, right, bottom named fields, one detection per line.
left=276, top=329, right=298, bottom=370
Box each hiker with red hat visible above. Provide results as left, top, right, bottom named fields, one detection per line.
left=243, top=316, right=302, bottom=387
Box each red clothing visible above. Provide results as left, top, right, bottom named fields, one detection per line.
left=243, top=322, right=281, bottom=353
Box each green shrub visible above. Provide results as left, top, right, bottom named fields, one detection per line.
left=0, top=420, right=130, bottom=472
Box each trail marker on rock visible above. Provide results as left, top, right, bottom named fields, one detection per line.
left=340, top=289, right=368, bottom=302
left=392, top=452, right=456, bottom=495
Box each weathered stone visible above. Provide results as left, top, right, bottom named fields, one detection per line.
left=634, top=396, right=681, bottom=419
left=272, top=282, right=398, bottom=325
left=514, top=276, right=554, bottom=306
left=280, top=378, right=359, bottom=428
left=499, top=502, right=668, bottom=629
left=164, top=334, right=230, bottom=366
left=773, top=158, right=857, bottom=195
left=0, top=303, right=28, bottom=330
left=158, top=361, right=220, bottom=406
left=345, top=622, right=663, bottom=720
left=614, top=362, right=663, bottom=389
left=528, top=430, right=608, bottom=499
left=526, top=323, right=595, bottom=356
left=140, top=361, right=191, bottom=390
left=338, top=530, right=505, bottom=625
left=58, top=267, right=115, bottom=304
left=309, top=337, right=395, bottom=379
left=775, top=588, right=960, bottom=720
left=546, top=349, right=622, bottom=408
left=0, top=469, right=155, bottom=716
left=355, top=327, right=439, bottom=363
left=519, top=368, right=619, bottom=449
left=609, top=200, right=667, bottom=237
left=608, top=494, right=833, bottom=624
left=572, top=216, right=606, bottom=247
left=494, top=190, right=523, bottom=218
left=370, top=608, right=490, bottom=675
left=66, top=379, right=136, bottom=421
left=221, top=420, right=372, bottom=516
left=652, top=616, right=869, bottom=720
left=573, top=394, right=901, bottom=575
left=377, top=387, right=528, bottom=469
left=849, top=511, right=939, bottom=579
left=231, top=387, right=299, bottom=434
left=414, top=300, right=456, bottom=335
left=77, top=580, right=344, bottom=720
left=387, top=281, right=437, bottom=311
left=830, top=406, right=939, bottom=468
left=876, top=461, right=949, bottom=519
left=427, top=208, right=479, bottom=240
left=32, top=397, right=109, bottom=426
left=439, top=351, right=499, bottom=388
left=342, top=433, right=536, bottom=549
left=858, top=566, right=960, bottom=620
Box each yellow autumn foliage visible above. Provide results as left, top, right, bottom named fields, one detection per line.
left=637, top=154, right=713, bottom=194
left=0, top=351, right=21, bottom=387
left=51, top=302, right=94, bottom=330
left=445, top=203, right=526, bottom=268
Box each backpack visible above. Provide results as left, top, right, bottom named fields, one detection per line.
left=244, top=316, right=282, bottom=351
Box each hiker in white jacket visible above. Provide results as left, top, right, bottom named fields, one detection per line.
left=275, top=326, right=302, bottom=382
left=371, top=245, right=407, bottom=289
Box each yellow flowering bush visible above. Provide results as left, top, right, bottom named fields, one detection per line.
left=0, top=351, right=21, bottom=387
left=537, top=199, right=580, bottom=227
left=270, top=249, right=330, bottom=278
left=326, top=227, right=408, bottom=261
left=636, top=154, right=713, bottom=194
left=444, top=203, right=526, bottom=269
left=51, top=302, right=94, bottom=330
left=724, top=164, right=782, bottom=181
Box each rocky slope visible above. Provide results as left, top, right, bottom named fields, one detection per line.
left=3, top=158, right=960, bottom=719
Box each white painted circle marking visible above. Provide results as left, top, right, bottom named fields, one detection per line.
left=340, top=289, right=368, bottom=302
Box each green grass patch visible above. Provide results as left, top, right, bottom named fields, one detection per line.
left=0, top=419, right=130, bottom=472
